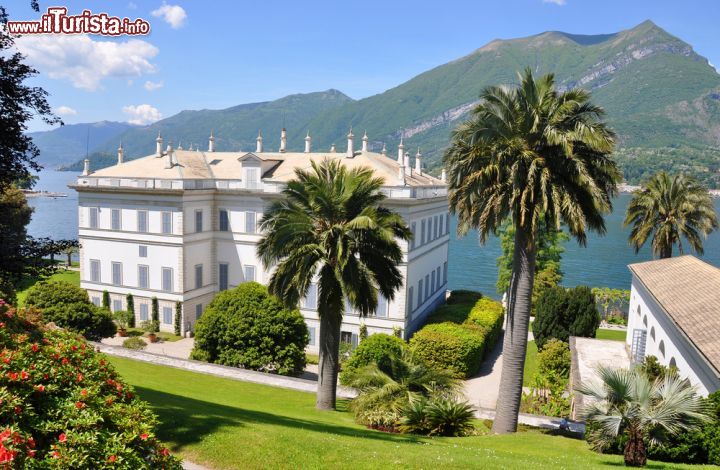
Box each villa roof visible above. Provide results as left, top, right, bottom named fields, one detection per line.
left=629, top=255, right=720, bottom=376
left=88, top=150, right=444, bottom=187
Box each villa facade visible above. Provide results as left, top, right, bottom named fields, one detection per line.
left=71, top=130, right=449, bottom=351
left=626, top=255, right=720, bottom=396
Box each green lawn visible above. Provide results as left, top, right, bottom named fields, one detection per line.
left=15, top=269, right=80, bottom=306
left=107, top=356, right=705, bottom=470
left=595, top=328, right=627, bottom=342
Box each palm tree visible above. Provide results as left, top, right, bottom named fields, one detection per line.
left=624, top=172, right=718, bottom=259
left=257, top=159, right=411, bottom=410
left=444, top=68, right=620, bottom=433
left=577, top=366, right=709, bottom=467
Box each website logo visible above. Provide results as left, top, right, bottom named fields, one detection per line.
left=6, top=7, right=151, bottom=36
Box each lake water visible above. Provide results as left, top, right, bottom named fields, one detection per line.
left=27, top=170, right=720, bottom=299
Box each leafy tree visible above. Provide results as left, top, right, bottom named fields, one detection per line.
left=592, top=287, right=630, bottom=318
left=257, top=159, right=411, bottom=409
left=578, top=366, right=710, bottom=467
left=0, top=187, right=32, bottom=302
left=190, top=282, right=308, bottom=376
left=624, top=172, right=718, bottom=258
left=24, top=280, right=116, bottom=341
left=102, top=290, right=110, bottom=310
left=0, top=2, right=62, bottom=190
left=533, top=286, right=599, bottom=349
left=126, top=293, right=135, bottom=328
left=444, top=68, right=620, bottom=433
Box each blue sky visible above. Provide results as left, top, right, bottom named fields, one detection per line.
left=8, top=0, right=720, bottom=131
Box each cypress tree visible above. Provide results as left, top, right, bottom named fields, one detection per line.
left=126, top=293, right=135, bottom=328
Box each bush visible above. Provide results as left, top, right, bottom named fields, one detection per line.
left=113, top=310, right=133, bottom=331
left=399, top=397, right=476, bottom=437
left=191, top=282, right=308, bottom=376
left=126, top=293, right=135, bottom=328
left=24, top=281, right=116, bottom=341
left=0, top=299, right=182, bottom=468
left=410, top=322, right=486, bottom=378
left=466, top=297, right=504, bottom=345
left=339, top=334, right=406, bottom=385
left=446, top=290, right=483, bottom=305
left=174, top=302, right=181, bottom=336
left=122, top=336, right=147, bottom=350
left=151, top=297, right=159, bottom=332
left=533, top=286, right=599, bottom=349
left=537, top=338, right=571, bottom=378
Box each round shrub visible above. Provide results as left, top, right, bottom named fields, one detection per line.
left=191, top=282, right=308, bottom=376
left=409, top=322, right=486, bottom=378
left=122, top=336, right=147, bottom=350
left=0, top=299, right=182, bottom=468
left=532, top=285, right=599, bottom=349
left=537, top=338, right=571, bottom=379
left=25, top=281, right=116, bottom=341
left=339, top=333, right=406, bottom=385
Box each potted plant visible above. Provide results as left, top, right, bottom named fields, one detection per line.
left=141, top=320, right=160, bottom=343
left=113, top=310, right=132, bottom=337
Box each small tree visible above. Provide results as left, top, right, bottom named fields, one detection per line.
left=151, top=297, right=159, bottom=332
left=174, top=301, right=182, bottom=336
left=359, top=323, right=368, bottom=341
left=126, top=293, right=135, bottom=328
left=102, top=290, right=110, bottom=310
left=191, top=282, right=308, bottom=376
left=533, top=286, right=600, bottom=349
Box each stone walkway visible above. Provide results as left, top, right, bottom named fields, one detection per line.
left=101, top=335, right=195, bottom=359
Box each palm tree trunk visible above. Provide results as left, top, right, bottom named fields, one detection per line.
left=659, top=244, right=672, bottom=259
left=492, top=224, right=536, bottom=434
left=316, top=311, right=342, bottom=410
left=624, top=427, right=647, bottom=467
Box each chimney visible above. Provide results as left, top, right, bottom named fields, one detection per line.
left=381, top=143, right=387, bottom=156
left=165, top=141, right=174, bottom=169
left=346, top=128, right=354, bottom=158
left=441, top=168, right=447, bottom=182
left=415, top=148, right=422, bottom=174
left=330, top=143, right=336, bottom=153
left=117, top=143, right=124, bottom=165
left=256, top=131, right=263, bottom=153
left=156, top=132, right=163, bottom=156
left=304, top=131, right=312, bottom=153
left=403, top=152, right=411, bottom=175
left=398, top=165, right=406, bottom=185
left=208, top=131, right=215, bottom=152
left=82, top=159, right=91, bottom=176
left=279, top=128, right=287, bottom=153
left=397, top=137, right=404, bottom=164
left=362, top=131, right=369, bottom=153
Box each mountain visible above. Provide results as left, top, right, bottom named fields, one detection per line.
left=29, top=121, right=136, bottom=168
left=63, top=21, right=720, bottom=187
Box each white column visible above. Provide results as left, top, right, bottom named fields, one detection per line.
left=362, top=131, right=369, bottom=153
left=346, top=129, right=354, bottom=158
left=156, top=132, right=163, bottom=156
left=280, top=128, right=287, bottom=153
left=397, top=137, right=404, bottom=164
left=208, top=131, right=215, bottom=152
left=304, top=132, right=312, bottom=153
left=415, top=148, right=422, bottom=174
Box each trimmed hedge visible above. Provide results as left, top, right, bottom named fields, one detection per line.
left=409, top=291, right=504, bottom=379
left=339, top=333, right=406, bottom=385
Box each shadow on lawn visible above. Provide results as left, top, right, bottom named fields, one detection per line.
left=134, top=386, right=424, bottom=452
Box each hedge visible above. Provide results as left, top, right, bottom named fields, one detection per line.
left=409, top=291, right=504, bottom=379
left=339, top=333, right=406, bottom=385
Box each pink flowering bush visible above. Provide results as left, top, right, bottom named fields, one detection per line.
left=0, top=299, right=182, bottom=469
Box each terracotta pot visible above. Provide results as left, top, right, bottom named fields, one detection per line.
left=117, top=329, right=128, bottom=337
left=148, top=333, right=158, bottom=343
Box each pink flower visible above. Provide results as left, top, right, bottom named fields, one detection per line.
left=36, top=385, right=45, bottom=392
left=58, top=433, right=66, bottom=443
left=140, top=433, right=148, bottom=440
left=107, top=455, right=117, bottom=463
left=75, top=401, right=85, bottom=409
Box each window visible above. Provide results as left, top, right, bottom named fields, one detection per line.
left=421, top=219, right=426, bottom=245
left=111, top=209, right=121, bottom=230
left=139, top=303, right=149, bottom=321
left=430, top=216, right=435, bottom=240
left=138, top=265, right=149, bottom=288
left=637, top=305, right=642, bottom=317
left=161, top=211, right=172, bottom=234
left=195, top=210, right=203, bottom=232
left=408, top=286, right=414, bottom=312
left=443, top=262, right=448, bottom=285
left=417, top=279, right=423, bottom=307
left=161, top=267, right=173, bottom=292
left=139, top=245, right=148, bottom=257
left=308, top=327, right=316, bottom=346
left=643, top=315, right=648, bottom=327
left=112, top=299, right=122, bottom=312
left=195, top=264, right=203, bottom=289
left=376, top=295, right=388, bottom=318
left=244, top=265, right=256, bottom=282
left=90, top=259, right=100, bottom=282
left=303, top=283, right=318, bottom=309
left=219, top=263, right=229, bottom=291
left=246, top=168, right=260, bottom=188
left=424, top=274, right=430, bottom=300
left=137, top=210, right=148, bottom=233
left=111, top=262, right=122, bottom=286
left=650, top=326, right=656, bottom=341
left=659, top=340, right=666, bottom=358
left=410, top=222, right=416, bottom=249
left=91, top=296, right=100, bottom=306
left=89, top=207, right=98, bottom=228
left=341, top=331, right=358, bottom=347
left=345, top=298, right=353, bottom=314
left=245, top=211, right=256, bottom=234
left=446, top=214, right=450, bottom=234
left=435, top=215, right=440, bottom=238
left=219, top=209, right=229, bottom=231
left=431, top=270, right=436, bottom=294
left=438, top=215, right=443, bottom=236
left=195, top=303, right=203, bottom=320
left=162, top=306, right=173, bottom=325
left=436, top=267, right=442, bottom=289
left=669, top=357, right=677, bottom=368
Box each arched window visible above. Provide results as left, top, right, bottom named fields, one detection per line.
left=650, top=326, right=656, bottom=341
left=659, top=340, right=665, bottom=358
left=669, top=357, right=677, bottom=368
left=643, top=315, right=648, bottom=327
left=637, top=305, right=642, bottom=317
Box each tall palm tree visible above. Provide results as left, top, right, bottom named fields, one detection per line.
left=624, top=171, right=718, bottom=259
left=257, top=159, right=411, bottom=410
left=444, top=68, right=620, bottom=433
left=577, top=366, right=709, bottom=467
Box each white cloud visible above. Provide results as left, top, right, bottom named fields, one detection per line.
left=15, top=35, right=158, bottom=91
left=128, top=2, right=138, bottom=9
left=151, top=3, right=187, bottom=29
left=122, top=104, right=162, bottom=125
left=543, top=0, right=566, bottom=4
left=144, top=80, right=164, bottom=91
left=55, top=106, right=77, bottom=116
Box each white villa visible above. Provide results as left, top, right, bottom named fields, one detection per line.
left=71, top=129, right=450, bottom=351
left=626, top=255, right=720, bottom=396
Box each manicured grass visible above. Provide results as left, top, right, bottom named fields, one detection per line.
left=15, top=269, right=80, bottom=306
left=126, top=328, right=184, bottom=343
left=595, top=328, right=627, bottom=342
left=306, top=353, right=319, bottom=365
left=106, top=356, right=705, bottom=470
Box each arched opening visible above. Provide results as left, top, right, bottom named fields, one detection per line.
left=650, top=326, right=656, bottom=341
left=643, top=315, right=648, bottom=327
left=659, top=340, right=665, bottom=358
left=637, top=305, right=642, bottom=317
left=669, top=357, right=677, bottom=368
